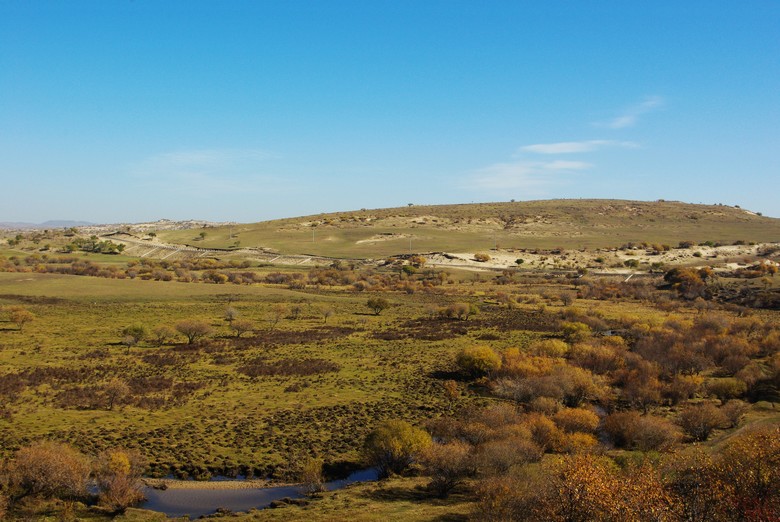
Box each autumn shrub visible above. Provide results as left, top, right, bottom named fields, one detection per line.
left=561, top=432, right=599, bottom=453
left=665, top=374, right=703, bottom=405
left=299, top=456, right=325, bottom=495
left=717, top=425, right=780, bottom=518
left=529, top=339, right=569, bottom=358
left=604, top=410, right=641, bottom=448
left=720, top=399, right=749, bottom=428
left=524, top=413, right=566, bottom=453
left=474, top=475, right=538, bottom=522
left=475, top=436, right=543, bottom=476
left=663, top=448, right=732, bottom=522
left=456, top=346, right=501, bottom=378
left=552, top=407, right=599, bottom=434
left=568, top=341, right=623, bottom=375
left=421, top=441, right=474, bottom=498
left=705, top=377, right=748, bottom=400
left=8, top=441, right=90, bottom=501
left=533, top=454, right=621, bottom=521
left=678, top=402, right=727, bottom=442
left=366, top=297, right=390, bottom=315
left=95, top=448, right=145, bottom=513
left=631, top=415, right=682, bottom=452
left=561, top=321, right=592, bottom=343
left=364, top=420, right=431, bottom=478
left=527, top=396, right=561, bottom=415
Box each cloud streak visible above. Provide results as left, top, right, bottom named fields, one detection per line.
left=597, top=95, right=664, bottom=129
left=131, top=148, right=283, bottom=195
left=468, top=159, right=590, bottom=192
left=520, top=140, right=638, bottom=154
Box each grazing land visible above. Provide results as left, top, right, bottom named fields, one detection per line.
left=1, top=199, right=779, bottom=520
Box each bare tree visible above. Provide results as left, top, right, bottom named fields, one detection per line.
left=104, top=378, right=130, bottom=411
left=231, top=319, right=254, bottom=338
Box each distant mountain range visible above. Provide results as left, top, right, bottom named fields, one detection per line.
left=0, top=220, right=95, bottom=230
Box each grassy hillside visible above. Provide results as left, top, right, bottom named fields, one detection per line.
left=155, top=199, right=780, bottom=258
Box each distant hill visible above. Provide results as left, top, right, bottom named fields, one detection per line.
left=154, top=199, right=780, bottom=258
left=0, top=220, right=94, bottom=230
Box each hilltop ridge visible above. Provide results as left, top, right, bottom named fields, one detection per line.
left=151, top=199, right=780, bottom=258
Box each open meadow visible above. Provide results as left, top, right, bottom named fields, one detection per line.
left=1, top=201, right=780, bottom=520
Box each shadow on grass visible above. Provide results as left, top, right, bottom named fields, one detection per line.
left=360, top=483, right=471, bottom=521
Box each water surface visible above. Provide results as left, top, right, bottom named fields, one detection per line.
left=141, top=468, right=379, bottom=518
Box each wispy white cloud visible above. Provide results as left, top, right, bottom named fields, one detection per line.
left=468, top=159, right=590, bottom=192
left=520, top=140, right=638, bottom=154
left=596, top=95, right=664, bottom=129
left=130, top=148, right=283, bottom=195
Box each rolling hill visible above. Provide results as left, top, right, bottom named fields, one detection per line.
left=153, top=199, right=780, bottom=259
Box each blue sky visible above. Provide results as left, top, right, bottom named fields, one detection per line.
left=1, top=1, right=778, bottom=223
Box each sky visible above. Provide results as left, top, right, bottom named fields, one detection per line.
left=1, top=1, right=779, bottom=223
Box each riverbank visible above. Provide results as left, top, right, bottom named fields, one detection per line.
left=141, top=477, right=296, bottom=490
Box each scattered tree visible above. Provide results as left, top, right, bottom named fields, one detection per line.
left=151, top=325, right=176, bottom=346
left=104, top=378, right=130, bottom=410
left=366, top=297, right=390, bottom=315
left=175, top=319, right=213, bottom=344
left=299, top=456, right=325, bottom=495
left=10, top=308, right=35, bottom=332
left=231, top=319, right=254, bottom=338
left=224, top=307, right=239, bottom=325
left=121, top=324, right=147, bottom=346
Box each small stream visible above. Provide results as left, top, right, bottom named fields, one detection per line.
left=140, top=468, right=379, bottom=518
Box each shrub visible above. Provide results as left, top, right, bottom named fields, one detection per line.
left=151, top=325, right=177, bottom=346
left=562, top=321, right=592, bottom=343
left=95, top=448, right=145, bottom=513
left=717, top=425, right=780, bottom=517
left=299, top=456, right=325, bottom=495
left=475, top=436, right=543, bottom=476
left=706, top=378, right=747, bottom=400
left=421, top=441, right=474, bottom=498
left=721, top=399, right=750, bottom=428
left=552, top=407, right=599, bottom=434
left=366, top=297, right=390, bottom=315
left=474, top=253, right=491, bottom=262
left=631, top=415, right=682, bottom=452
left=121, top=324, right=147, bottom=345
left=365, top=420, right=431, bottom=478
left=456, top=346, right=502, bottom=378
left=8, top=441, right=90, bottom=500
left=678, top=403, right=726, bottom=442
left=10, top=308, right=35, bottom=331
left=530, top=339, right=569, bottom=358
left=604, top=411, right=641, bottom=448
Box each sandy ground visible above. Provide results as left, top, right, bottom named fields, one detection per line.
left=424, top=243, right=780, bottom=273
